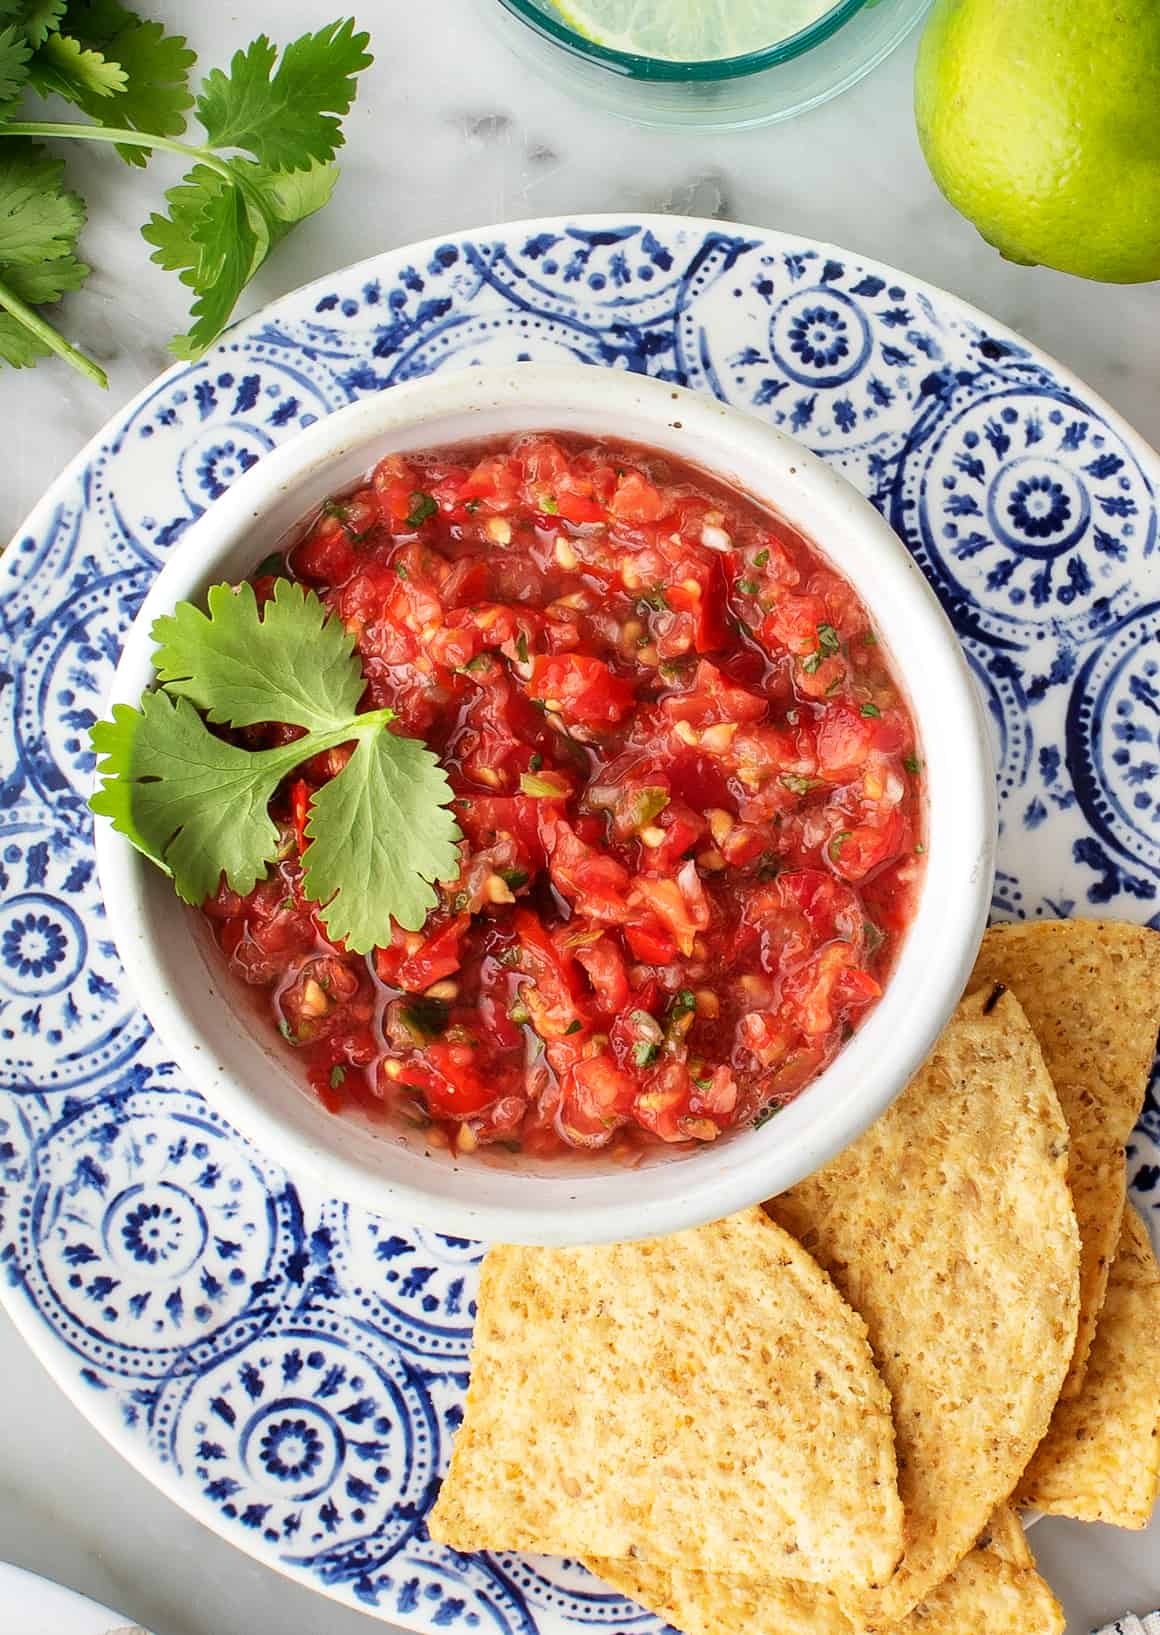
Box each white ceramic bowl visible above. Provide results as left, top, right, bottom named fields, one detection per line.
left=94, top=364, right=995, bottom=1245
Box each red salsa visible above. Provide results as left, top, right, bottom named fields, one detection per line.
left=203, top=433, right=924, bottom=1158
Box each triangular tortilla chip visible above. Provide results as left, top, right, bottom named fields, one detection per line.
left=1018, top=1203, right=1160, bottom=1526
left=967, top=919, right=1160, bottom=1397
left=582, top=1524, right=1061, bottom=1635
left=975, top=1504, right=1033, bottom=1571
left=767, top=988, right=1079, bottom=1629
left=428, top=1207, right=903, bottom=1589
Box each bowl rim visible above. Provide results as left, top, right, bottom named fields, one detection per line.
left=93, top=362, right=995, bottom=1245
left=492, top=0, right=868, bottom=82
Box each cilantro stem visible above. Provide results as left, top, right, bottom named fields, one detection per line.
left=3, top=120, right=240, bottom=190
left=237, top=708, right=398, bottom=783
left=0, top=271, right=107, bottom=387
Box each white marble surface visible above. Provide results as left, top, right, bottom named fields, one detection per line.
left=3, top=0, right=1160, bottom=1629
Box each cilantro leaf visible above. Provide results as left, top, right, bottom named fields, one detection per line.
left=141, top=161, right=232, bottom=277
left=0, top=17, right=369, bottom=378
left=142, top=161, right=260, bottom=358
left=142, top=152, right=337, bottom=358
left=194, top=19, right=372, bottom=171
left=50, top=0, right=122, bottom=27
left=0, top=0, right=67, bottom=47
left=90, top=576, right=463, bottom=952
left=0, top=141, right=85, bottom=263
left=55, top=1, right=195, bottom=164
left=21, top=0, right=66, bottom=46
left=0, top=308, right=47, bottom=363
left=303, top=728, right=460, bottom=946
left=239, top=156, right=336, bottom=249
left=151, top=579, right=364, bottom=732
left=0, top=21, right=32, bottom=104
left=3, top=248, right=86, bottom=301
left=27, top=28, right=126, bottom=101
left=0, top=141, right=91, bottom=372
left=0, top=17, right=370, bottom=379
left=90, top=691, right=285, bottom=903
left=0, top=0, right=67, bottom=42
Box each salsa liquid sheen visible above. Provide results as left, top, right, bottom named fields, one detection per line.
left=203, top=432, right=925, bottom=1159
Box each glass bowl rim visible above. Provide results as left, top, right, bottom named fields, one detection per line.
left=493, top=0, right=871, bottom=80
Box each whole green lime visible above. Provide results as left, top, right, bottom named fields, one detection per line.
left=915, top=0, right=1160, bottom=283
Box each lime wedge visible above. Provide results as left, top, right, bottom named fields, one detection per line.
left=550, top=0, right=840, bottom=60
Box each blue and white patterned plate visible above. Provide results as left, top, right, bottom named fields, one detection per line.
left=2, top=215, right=1159, bottom=1624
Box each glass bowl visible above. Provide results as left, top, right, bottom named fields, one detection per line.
left=483, top=0, right=932, bottom=129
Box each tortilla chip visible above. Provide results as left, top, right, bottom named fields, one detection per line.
left=1018, top=1203, right=1160, bottom=1526
left=975, top=1505, right=1033, bottom=1571
left=896, top=1556, right=1066, bottom=1635
left=583, top=1553, right=851, bottom=1635
left=767, top=988, right=1079, bottom=1630
left=967, top=919, right=1160, bottom=1397
left=881, top=1555, right=1062, bottom=1635
left=428, top=1207, right=903, bottom=1589
left=582, top=1534, right=1062, bottom=1635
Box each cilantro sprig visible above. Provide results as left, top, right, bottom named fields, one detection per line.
left=90, top=579, right=462, bottom=954
left=0, top=5, right=371, bottom=384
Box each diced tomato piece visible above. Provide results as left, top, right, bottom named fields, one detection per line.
left=624, top=920, right=677, bottom=964
left=292, top=520, right=360, bottom=585
left=636, top=801, right=707, bottom=876
left=371, top=455, right=428, bottom=529
left=795, top=654, right=847, bottom=700
left=783, top=942, right=867, bottom=1037
left=527, top=653, right=635, bottom=727
left=690, top=1064, right=738, bottom=1121
left=760, top=594, right=829, bottom=658
left=609, top=471, right=670, bottom=524
left=773, top=870, right=863, bottom=946
left=728, top=723, right=816, bottom=785
left=866, top=704, right=914, bottom=757
left=518, top=436, right=570, bottom=487
left=384, top=915, right=469, bottom=994
left=662, top=661, right=768, bottom=728
left=441, top=555, right=492, bottom=604
left=459, top=453, right=522, bottom=512
left=630, top=862, right=710, bottom=958
left=544, top=816, right=633, bottom=923
left=739, top=1010, right=792, bottom=1068
left=749, top=534, right=800, bottom=591
left=830, top=814, right=906, bottom=882
left=514, top=910, right=586, bottom=1039
left=633, top=1060, right=712, bottom=1143
left=458, top=795, right=547, bottom=865
left=836, top=966, right=882, bottom=1006
left=476, top=988, right=525, bottom=1052
left=719, top=822, right=768, bottom=869
left=574, top=934, right=630, bottom=1014
left=573, top=1053, right=636, bottom=1117
left=811, top=570, right=870, bottom=644
left=203, top=881, right=248, bottom=921
left=424, top=622, right=481, bottom=671
left=664, top=562, right=727, bottom=653
left=554, top=492, right=606, bottom=524
left=423, top=1042, right=497, bottom=1117
left=816, top=704, right=878, bottom=782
